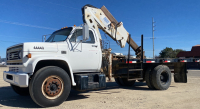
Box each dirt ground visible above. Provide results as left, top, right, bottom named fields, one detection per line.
left=0, top=67, right=200, bottom=109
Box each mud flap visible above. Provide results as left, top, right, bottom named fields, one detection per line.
left=174, top=63, right=187, bottom=83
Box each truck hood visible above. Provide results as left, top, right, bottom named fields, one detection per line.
left=23, top=42, right=58, bottom=52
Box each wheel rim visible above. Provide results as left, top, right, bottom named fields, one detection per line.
left=41, top=75, right=64, bottom=99
left=160, top=71, right=169, bottom=84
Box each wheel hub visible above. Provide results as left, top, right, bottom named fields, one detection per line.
left=50, top=84, right=57, bottom=91
left=160, top=75, right=164, bottom=80
left=160, top=72, right=169, bottom=84
left=42, top=76, right=63, bottom=99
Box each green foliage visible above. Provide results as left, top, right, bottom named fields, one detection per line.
left=159, top=47, right=185, bottom=58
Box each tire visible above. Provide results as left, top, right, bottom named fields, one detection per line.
left=11, top=84, right=29, bottom=96
left=114, top=77, right=122, bottom=86
left=115, top=77, right=135, bottom=86
left=152, top=65, right=171, bottom=90
left=145, top=67, right=156, bottom=89
left=29, top=66, right=71, bottom=107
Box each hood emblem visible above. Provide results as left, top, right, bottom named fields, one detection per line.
left=34, top=46, right=44, bottom=49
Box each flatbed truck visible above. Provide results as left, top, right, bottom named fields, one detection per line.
left=3, top=4, right=200, bottom=107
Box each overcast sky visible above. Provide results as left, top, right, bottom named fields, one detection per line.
left=0, top=0, right=200, bottom=58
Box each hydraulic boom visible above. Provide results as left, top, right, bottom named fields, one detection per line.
left=82, top=5, right=142, bottom=58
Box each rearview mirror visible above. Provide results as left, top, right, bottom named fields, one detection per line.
left=83, top=23, right=89, bottom=41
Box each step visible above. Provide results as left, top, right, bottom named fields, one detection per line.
left=74, top=73, right=106, bottom=91
left=88, top=82, right=99, bottom=89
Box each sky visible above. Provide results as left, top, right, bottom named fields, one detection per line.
left=0, top=0, right=200, bottom=58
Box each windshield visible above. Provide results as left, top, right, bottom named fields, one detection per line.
left=46, top=27, right=73, bottom=42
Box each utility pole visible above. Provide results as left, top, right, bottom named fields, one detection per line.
left=151, top=17, right=156, bottom=59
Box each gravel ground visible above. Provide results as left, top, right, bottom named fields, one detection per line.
left=0, top=67, right=200, bottom=109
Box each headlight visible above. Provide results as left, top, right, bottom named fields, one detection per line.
left=18, top=50, right=22, bottom=59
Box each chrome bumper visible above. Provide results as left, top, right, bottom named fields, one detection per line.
left=3, top=71, right=29, bottom=87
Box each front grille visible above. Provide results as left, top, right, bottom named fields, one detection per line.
left=7, top=45, right=23, bottom=64
left=8, top=51, right=19, bottom=60
left=9, top=67, right=19, bottom=72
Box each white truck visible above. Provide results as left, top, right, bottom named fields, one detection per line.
left=3, top=5, right=199, bottom=107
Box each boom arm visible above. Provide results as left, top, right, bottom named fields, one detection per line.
left=82, top=5, right=142, bottom=58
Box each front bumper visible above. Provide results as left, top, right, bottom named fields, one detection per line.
left=3, top=71, right=29, bottom=87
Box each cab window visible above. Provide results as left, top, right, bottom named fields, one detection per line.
left=69, top=29, right=95, bottom=43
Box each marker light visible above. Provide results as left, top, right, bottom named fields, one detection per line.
left=27, top=53, right=32, bottom=58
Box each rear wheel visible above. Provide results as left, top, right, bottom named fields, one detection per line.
left=114, top=77, right=122, bottom=86
left=115, top=77, right=135, bottom=86
left=152, top=65, right=171, bottom=90
left=11, top=84, right=29, bottom=96
left=145, top=67, right=155, bottom=89
left=29, top=66, right=71, bottom=107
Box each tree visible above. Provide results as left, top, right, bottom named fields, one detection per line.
left=159, top=47, right=184, bottom=58
left=159, top=47, right=174, bottom=58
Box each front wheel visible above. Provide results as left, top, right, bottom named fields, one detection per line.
left=29, top=66, right=71, bottom=107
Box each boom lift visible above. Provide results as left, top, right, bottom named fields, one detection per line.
left=82, top=5, right=142, bottom=58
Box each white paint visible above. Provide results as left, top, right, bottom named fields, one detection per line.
left=84, top=6, right=129, bottom=48
left=4, top=27, right=102, bottom=87
left=3, top=71, right=29, bottom=87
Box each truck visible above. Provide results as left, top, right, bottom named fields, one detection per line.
left=3, top=4, right=200, bottom=107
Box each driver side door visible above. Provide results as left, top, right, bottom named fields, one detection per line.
left=67, top=29, right=101, bottom=73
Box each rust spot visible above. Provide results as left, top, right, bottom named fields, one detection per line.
left=89, top=19, right=93, bottom=23
left=117, top=32, right=120, bottom=35
left=93, top=25, right=95, bottom=29
left=104, top=27, right=106, bottom=29
left=110, top=23, right=115, bottom=28
left=43, top=78, right=62, bottom=97
left=87, top=15, right=90, bottom=17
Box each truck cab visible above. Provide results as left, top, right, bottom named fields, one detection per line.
left=4, top=26, right=102, bottom=86
left=3, top=25, right=106, bottom=107
left=46, top=26, right=102, bottom=73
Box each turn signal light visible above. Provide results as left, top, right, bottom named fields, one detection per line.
left=27, top=53, right=31, bottom=58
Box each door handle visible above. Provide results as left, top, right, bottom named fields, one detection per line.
left=92, top=45, right=98, bottom=47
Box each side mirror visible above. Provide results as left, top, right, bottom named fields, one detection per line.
left=42, top=35, right=46, bottom=42
left=83, top=23, right=89, bottom=41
